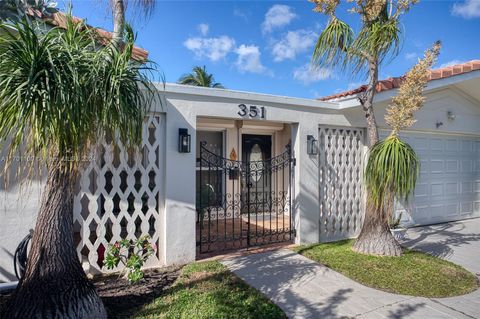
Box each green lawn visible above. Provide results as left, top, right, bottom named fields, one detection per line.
left=129, top=261, right=285, bottom=319
left=294, top=240, right=478, bottom=298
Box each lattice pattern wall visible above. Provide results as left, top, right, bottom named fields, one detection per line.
left=319, top=127, right=365, bottom=242
left=73, top=114, right=164, bottom=275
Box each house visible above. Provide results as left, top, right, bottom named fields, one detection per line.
left=0, top=52, right=479, bottom=282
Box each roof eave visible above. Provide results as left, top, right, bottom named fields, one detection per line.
left=155, top=83, right=341, bottom=111
left=337, top=69, right=480, bottom=109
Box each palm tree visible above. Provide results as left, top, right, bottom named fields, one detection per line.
left=366, top=42, right=440, bottom=247
left=178, top=66, right=225, bottom=88
left=310, top=0, right=418, bottom=256
left=0, top=17, right=156, bottom=318
left=111, top=0, right=155, bottom=48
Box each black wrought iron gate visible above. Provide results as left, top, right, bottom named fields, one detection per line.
left=196, top=141, right=295, bottom=254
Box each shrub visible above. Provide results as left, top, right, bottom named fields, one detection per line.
left=103, top=235, right=156, bottom=283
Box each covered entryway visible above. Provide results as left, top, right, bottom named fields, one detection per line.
left=196, top=123, right=295, bottom=255
left=396, top=132, right=480, bottom=225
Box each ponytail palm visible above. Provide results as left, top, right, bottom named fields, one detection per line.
left=310, top=0, right=422, bottom=256
left=365, top=135, right=419, bottom=211
left=359, top=42, right=440, bottom=256
left=0, top=17, right=156, bottom=318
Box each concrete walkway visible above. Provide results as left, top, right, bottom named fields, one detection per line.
left=221, top=218, right=480, bottom=319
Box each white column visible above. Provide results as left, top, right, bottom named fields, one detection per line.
left=160, top=104, right=197, bottom=266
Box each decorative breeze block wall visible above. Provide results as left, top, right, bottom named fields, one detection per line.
left=73, top=114, right=164, bottom=275
left=319, top=126, right=365, bottom=242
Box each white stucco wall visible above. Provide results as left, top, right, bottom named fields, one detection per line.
left=0, top=155, right=45, bottom=282
left=1, top=77, right=479, bottom=282
left=339, top=78, right=480, bottom=136
left=158, top=84, right=354, bottom=248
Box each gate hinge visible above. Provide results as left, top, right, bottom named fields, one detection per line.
left=292, top=228, right=297, bottom=237
left=292, top=158, right=296, bottom=166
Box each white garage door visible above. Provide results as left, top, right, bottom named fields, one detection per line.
left=396, top=132, right=480, bottom=225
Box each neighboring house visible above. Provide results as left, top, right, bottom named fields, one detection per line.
left=0, top=30, right=478, bottom=284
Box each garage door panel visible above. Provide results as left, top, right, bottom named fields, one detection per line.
left=430, top=138, right=444, bottom=151
left=475, top=202, right=480, bottom=214
left=446, top=203, right=459, bottom=217
left=446, top=139, right=458, bottom=151
left=388, top=131, right=480, bottom=226
left=446, top=160, right=459, bottom=172
left=445, top=182, right=459, bottom=195
left=415, top=183, right=428, bottom=198
left=430, top=160, right=444, bottom=173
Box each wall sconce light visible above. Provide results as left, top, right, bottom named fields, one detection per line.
left=178, top=128, right=191, bottom=153
left=447, top=111, right=456, bottom=120
left=307, top=135, right=318, bottom=155
left=436, top=121, right=443, bottom=129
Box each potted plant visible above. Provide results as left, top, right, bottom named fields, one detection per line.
left=389, top=212, right=407, bottom=241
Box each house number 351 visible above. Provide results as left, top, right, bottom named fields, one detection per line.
left=238, top=104, right=266, bottom=119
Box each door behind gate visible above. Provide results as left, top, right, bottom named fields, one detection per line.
left=196, top=141, right=295, bottom=254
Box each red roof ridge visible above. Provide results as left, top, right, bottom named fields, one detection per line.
left=319, top=59, right=480, bottom=101
left=26, top=8, right=148, bottom=61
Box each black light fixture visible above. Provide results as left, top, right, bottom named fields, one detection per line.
left=178, top=128, right=191, bottom=153
left=307, top=135, right=318, bottom=155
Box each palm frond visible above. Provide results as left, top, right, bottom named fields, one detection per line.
left=354, top=18, right=401, bottom=66
left=365, top=135, right=420, bottom=209
left=312, top=16, right=354, bottom=70
left=0, top=16, right=157, bottom=177
left=177, top=65, right=224, bottom=88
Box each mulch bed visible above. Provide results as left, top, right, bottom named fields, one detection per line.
left=0, top=266, right=181, bottom=319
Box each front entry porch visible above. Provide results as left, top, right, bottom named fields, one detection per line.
left=195, top=118, right=295, bottom=255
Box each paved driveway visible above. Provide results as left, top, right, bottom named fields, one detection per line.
left=221, top=218, right=480, bottom=319
left=402, top=218, right=480, bottom=274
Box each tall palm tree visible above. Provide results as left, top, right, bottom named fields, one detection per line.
left=178, top=66, right=225, bottom=88
left=310, top=0, right=419, bottom=256
left=111, top=0, right=155, bottom=48
left=0, top=17, right=156, bottom=318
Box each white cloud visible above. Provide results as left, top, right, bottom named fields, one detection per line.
left=184, top=36, right=235, bottom=62
left=452, top=0, right=480, bottom=19
left=234, top=8, right=249, bottom=21
left=405, top=52, right=418, bottom=60
left=235, top=45, right=269, bottom=74
left=271, top=29, right=317, bottom=62
left=293, top=63, right=333, bottom=84
left=262, top=5, right=297, bottom=33
left=197, top=23, right=209, bottom=36
left=439, top=59, right=466, bottom=68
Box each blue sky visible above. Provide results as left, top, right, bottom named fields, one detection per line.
left=67, top=0, right=480, bottom=99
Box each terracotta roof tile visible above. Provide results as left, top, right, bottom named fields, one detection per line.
left=27, top=9, right=148, bottom=61
left=319, top=60, right=480, bottom=101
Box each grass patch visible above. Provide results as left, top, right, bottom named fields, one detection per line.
left=130, top=261, right=285, bottom=319
left=293, top=240, right=478, bottom=298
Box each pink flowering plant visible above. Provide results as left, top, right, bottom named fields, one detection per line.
left=103, top=235, right=156, bottom=283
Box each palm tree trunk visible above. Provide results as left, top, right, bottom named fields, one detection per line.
left=360, top=60, right=380, bottom=146
left=1, top=162, right=106, bottom=318
left=353, top=202, right=402, bottom=256
left=353, top=60, right=402, bottom=256
left=111, top=0, right=125, bottom=48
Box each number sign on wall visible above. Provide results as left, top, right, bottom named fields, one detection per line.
left=238, top=104, right=266, bottom=119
